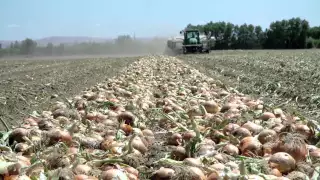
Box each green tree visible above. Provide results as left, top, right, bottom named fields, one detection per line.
left=308, top=26, right=320, bottom=39
left=20, top=38, right=37, bottom=55
left=46, top=42, right=54, bottom=55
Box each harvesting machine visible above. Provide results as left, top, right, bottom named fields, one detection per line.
left=165, top=29, right=215, bottom=55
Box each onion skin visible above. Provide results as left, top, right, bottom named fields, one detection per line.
left=100, top=169, right=128, bottom=180
left=9, top=128, right=29, bottom=144
left=183, top=158, right=202, bottom=166
left=269, top=152, right=296, bottom=173
left=182, top=131, right=196, bottom=141
left=127, top=173, right=138, bottom=180
left=270, top=168, right=282, bottom=177
left=74, top=175, right=99, bottom=180
left=207, top=172, right=220, bottom=180
left=258, top=129, right=277, bottom=144
left=132, top=136, right=148, bottom=154
left=171, top=146, right=187, bottom=161
left=73, top=164, right=92, bottom=175
left=153, top=167, right=175, bottom=179
left=4, top=175, right=31, bottom=180
left=271, top=134, right=308, bottom=162
left=118, top=111, right=135, bottom=126
left=242, top=122, right=263, bottom=135
left=260, top=112, right=276, bottom=121
left=202, top=100, right=220, bottom=113
left=294, top=124, right=312, bottom=139
left=239, top=136, right=262, bottom=157
left=188, top=167, right=206, bottom=180
left=223, top=123, right=240, bottom=136
left=167, top=133, right=183, bottom=146
left=222, top=143, right=239, bottom=156
left=124, top=167, right=139, bottom=177
left=232, top=127, right=252, bottom=139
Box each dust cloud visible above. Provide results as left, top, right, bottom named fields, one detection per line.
left=0, top=37, right=169, bottom=61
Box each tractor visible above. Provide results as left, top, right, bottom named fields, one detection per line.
left=165, top=29, right=214, bottom=55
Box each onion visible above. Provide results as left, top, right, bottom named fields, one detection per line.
left=270, top=168, right=282, bottom=177
left=183, top=158, right=202, bottom=166
left=117, top=111, right=135, bottom=126
left=239, top=136, right=262, bottom=157
left=101, top=169, right=128, bottom=180
left=257, top=129, right=277, bottom=144
left=167, top=133, right=183, bottom=146
left=220, top=103, right=238, bottom=113
left=182, top=131, right=196, bottom=141
left=202, top=100, right=220, bottom=113
left=210, top=163, right=225, bottom=171
left=4, top=175, right=31, bottom=180
left=187, top=106, right=203, bottom=118
left=207, top=171, right=220, bottom=180
left=294, top=124, right=312, bottom=139
left=9, top=128, right=29, bottom=144
left=127, top=173, right=138, bottom=180
left=260, top=112, right=276, bottom=121
left=269, top=152, right=296, bottom=173
left=14, top=143, right=29, bottom=153
left=222, top=143, right=239, bottom=156
left=271, top=133, right=307, bottom=162
left=75, top=175, right=99, bottom=180
left=188, top=166, right=206, bottom=180
left=142, top=129, right=154, bottom=137
left=171, top=146, right=187, bottom=161
left=132, top=136, right=148, bottom=154
left=48, top=129, right=72, bottom=144
left=232, top=127, right=252, bottom=139
left=73, top=164, right=92, bottom=175
left=153, top=167, right=175, bottom=179
left=120, top=123, right=133, bottom=136
left=209, top=130, right=225, bottom=143
left=124, top=167, right=139, bottom=177
left=242, top=121, right=263, bottom=135
left=24, top=117, right=38, bottom=126
left=223, top=123, right=240, bottom=136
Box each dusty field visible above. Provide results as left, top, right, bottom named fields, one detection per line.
left=0, top=56, right=137, bottom=130
left=180, top=49, right=320, bottom=120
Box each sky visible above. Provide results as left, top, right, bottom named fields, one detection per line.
left=0, top=0, right=319, bottom=40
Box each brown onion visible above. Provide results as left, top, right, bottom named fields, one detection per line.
left=260, top=112, right=276, bottom=121
left=269, top=152, right=296, bottom=173
left=257, top=129, right=277, bottom=144
left=101, top=169, right=128, bottom=180
left=222, top=143, right=239, bottom=156
left=202, top=100, right=220, bottom=113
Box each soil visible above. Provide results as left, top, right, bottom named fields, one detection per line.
left=0, top=56, right=138, bottom=130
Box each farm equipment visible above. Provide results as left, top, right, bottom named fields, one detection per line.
left=165, top=29, right=215, bottom=55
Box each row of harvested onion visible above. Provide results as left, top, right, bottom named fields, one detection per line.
left=1, top=55, right=319, bottom=180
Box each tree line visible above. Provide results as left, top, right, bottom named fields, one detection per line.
left=186, top=17, right=320, bottom=50
left=0, top=17, right=319, bottom=58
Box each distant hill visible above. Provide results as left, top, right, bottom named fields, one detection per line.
left=0, top=36, right=168, bottom=48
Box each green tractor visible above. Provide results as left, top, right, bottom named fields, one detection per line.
left=165, top=29, right=214, bottom=55
left=181, top=29, right=212, bottom=54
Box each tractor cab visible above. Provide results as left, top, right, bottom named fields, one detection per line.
left=180, top=29, right=201, bottom=45
left=175, top=29, right=211, bottom=54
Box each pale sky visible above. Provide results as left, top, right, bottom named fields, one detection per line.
left=0, top=0, right=319, bottom=40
